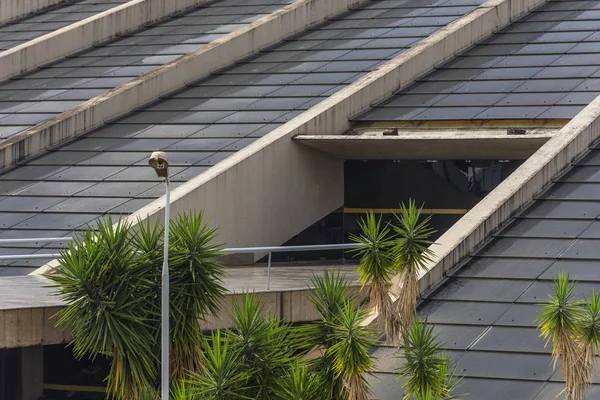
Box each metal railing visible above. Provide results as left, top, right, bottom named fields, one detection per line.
left=0, top=238, right=360, bottom=289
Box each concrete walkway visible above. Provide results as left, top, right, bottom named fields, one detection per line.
left=0, top=263, right=358, bottom=311
left=0, top=262, right=358, bottom=312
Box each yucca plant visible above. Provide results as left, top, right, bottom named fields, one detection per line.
left=326, top=301, right=376, bottom=400
left=187, top=330, right=252, bottom=400
left=168, top=212, right=227, bottom=380
left=397, top=318, right=463, bottom=400
left=273, top=362, right=325, bottom=400
left=572, top=290, right=600, bottom=399
left=350, top=212, right=399, bottom=343
left=300, top=269, right=376, bottom=400
left=298, top=269, right=351, bottom=399
left=536, top=272, right=585, bottom=400
left=48, top=217, right=158, bottom=399
left=391, top=200, right=436, bottom=338
left=226, top=292, right=300, bottom=399
left=50, top=212, right=228, bottom=397
left=139, top=382, right=192, bottom=400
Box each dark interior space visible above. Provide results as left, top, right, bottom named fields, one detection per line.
left=43, top=345, right=109, bottom=400
left=275, top=159, right=522, bottom=262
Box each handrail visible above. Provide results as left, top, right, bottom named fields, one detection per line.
left=0, top=237, right=73, bottom=244
left=0, top=242, right=360, bottom=289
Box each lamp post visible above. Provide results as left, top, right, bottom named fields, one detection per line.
left=148, top=151, right=170, bottom=400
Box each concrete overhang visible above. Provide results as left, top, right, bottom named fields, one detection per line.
left=1, top=264, right=361, bottom=348
left=294, top=128, right=557, bottom=160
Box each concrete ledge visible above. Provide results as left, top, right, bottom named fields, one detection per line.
left=0, top=0, right=365, bottom=170
left=0, top=0, right=68, bottom=24
left=0, top=0, right=216, bottom=82
left=0, top=285, right=365, bottom=348
left=113, top=0, right=547, bottom=252
left=295, top=131, right=555, bottom=160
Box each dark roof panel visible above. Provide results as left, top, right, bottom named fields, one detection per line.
left=374, top=144, right=600, bottom=398
left=355, top=0, right=600, bottom=122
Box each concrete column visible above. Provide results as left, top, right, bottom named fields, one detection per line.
left=20, top=346, right=43, bottom=400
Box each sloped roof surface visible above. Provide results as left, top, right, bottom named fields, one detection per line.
left=356, top=0, right=600, bottom=122
left=0, top=0, right=130, bottom=51
left=0, top=0, right=295, bottom=141
left=369, top=144, right=600, bottom=398
left=0, top=0, right=484, bottom=275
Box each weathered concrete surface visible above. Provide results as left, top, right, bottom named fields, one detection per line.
left=114, top=0, right=548, bottom=257
left=0, top=0, right=68, bottom=24
left=0, top=0, right=365, bottom=170
left=0, top=0, right=215, bottom=82
left=364, top=99, right=600, bottom=330
left=2, top=264, right=361, bottom=348
left=295, top=129, right=556, bottom=160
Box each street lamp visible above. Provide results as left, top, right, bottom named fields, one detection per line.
left=148, top=151, right=170, bottom=400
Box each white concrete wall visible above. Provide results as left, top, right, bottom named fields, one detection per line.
left=0, top=0, right=215, bottom=82
left=0, top=0, right=366, bottom=170
left=0, top=0, right=67, bottom=24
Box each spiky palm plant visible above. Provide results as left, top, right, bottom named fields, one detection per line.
left=226, top=292, right=300, bottom=399
left=187, top=330, right=252, bottom=400
left=391, top=200, right=436, bottom=338
left=49, top=217, right=158, bottom=399
left=274, top=362, right=325, bottom=400
left=50, top=212, right=227, bottom=397
left=536, top=272, right=585, bottom=400
left=573, top=290, right=600, bottom=399
left=397, top=318, right=463, bottom=400
left=350, top=212, right=399, bottom=343
left=168, top=212, right=227, bottom=380
left=300, top=269, right=376, bottom=400
left=326, top=301, right=376, bottom=400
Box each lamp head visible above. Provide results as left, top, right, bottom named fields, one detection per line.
left=148, top=151, right=169, bottom=177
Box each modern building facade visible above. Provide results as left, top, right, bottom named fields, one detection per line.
left=2, top=0, right=600, bottom=398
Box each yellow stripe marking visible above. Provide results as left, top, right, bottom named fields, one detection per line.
left=343, top=208, right=469, bottom=215
left=44, top=384, right=106, bottom=393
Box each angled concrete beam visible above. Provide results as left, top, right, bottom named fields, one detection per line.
left=0, top=0, right=68, bottom=24
left=112, top=0, right=548, bottom=253
left=295, top=130, right=555, bottom=160
left=0, top=0, right=365, bottom=170
left=0, top=0, right=216, bottom=82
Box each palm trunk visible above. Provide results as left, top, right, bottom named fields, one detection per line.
left=554, top=331, right=583, bottom=400
left=345, top=374, right=370, bottom=400
left=171, top=345, right=203, bottom=381
left=372, top=280, right=400, bottom=344
left=397, top=266, right=419, bottom=341
left=572, top=341, right=595, bottom=400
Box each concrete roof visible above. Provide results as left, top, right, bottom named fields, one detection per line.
left=0, top=0, right=486, bottom=275
left=356, top=0, right=600, bottom=123
left=0, top=0, right=295, bottom=141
